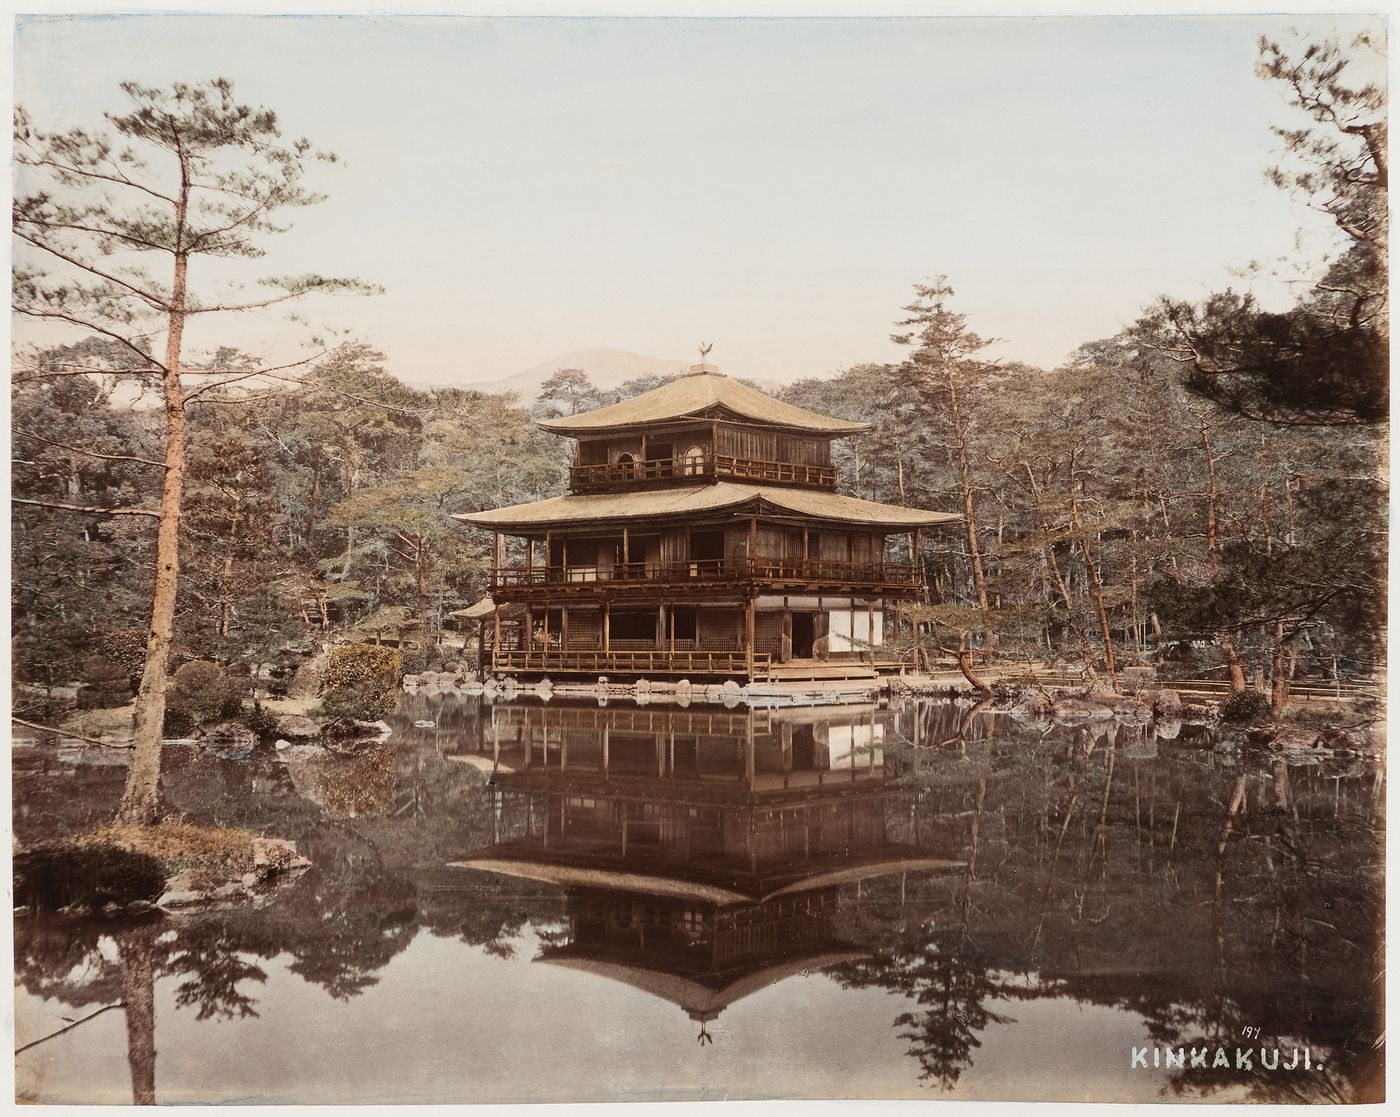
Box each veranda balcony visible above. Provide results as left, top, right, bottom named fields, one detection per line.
left=569, top=454, right=839, bottom=492
left=491, top=556, right=921, bottom=600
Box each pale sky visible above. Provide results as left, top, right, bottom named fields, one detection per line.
left=11, top=10, right=1385, bottom=386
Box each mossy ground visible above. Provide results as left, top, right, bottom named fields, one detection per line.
left=73, top=818, right=260, bottom=890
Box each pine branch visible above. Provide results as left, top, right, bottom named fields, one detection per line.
left=13, top=497, right=159, bottom=517
left=18, top=432, right=164, bottom=468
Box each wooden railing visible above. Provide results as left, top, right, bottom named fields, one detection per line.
left=492, top=647, right=772, bottom=677
left=493, top=556, right=920, bottom=598
left=712, top=454, right=838, bottom=487
left=569, top=455, right=838, bottom=491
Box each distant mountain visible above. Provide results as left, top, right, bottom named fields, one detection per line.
left=461, top=347, right=691, bottom=401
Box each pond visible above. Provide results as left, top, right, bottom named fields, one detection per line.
left=12, top=694, right=1384, bottom=1104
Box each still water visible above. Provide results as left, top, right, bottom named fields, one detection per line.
left=12, top=695, right=1384, bottom=1104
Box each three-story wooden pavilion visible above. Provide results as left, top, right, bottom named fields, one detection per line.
left=455, top=359, right=959, bottom=680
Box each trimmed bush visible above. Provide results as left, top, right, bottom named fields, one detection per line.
left=169, top=660, right=243, bottom=726
left=1219, top=689, right=1272, bottom=724
left=318, top=643, right=402, bottom=721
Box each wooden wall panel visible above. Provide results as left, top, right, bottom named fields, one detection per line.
left=565, top=609, right=602, bottom=648
left=698, top=606, right=742, bottom=649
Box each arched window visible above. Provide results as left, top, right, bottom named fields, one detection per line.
left=681, top=446, right=706, bottom=476
left=616, top=452, right=636, bottom=479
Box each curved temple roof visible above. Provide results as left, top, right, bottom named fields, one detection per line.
left=537, top=365, right=871, bottom=436
left=454, top=481, right=962, bottom=532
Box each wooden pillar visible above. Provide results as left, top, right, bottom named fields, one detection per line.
left=745, top=596, right=756, bottom=680
left=492, top=604, right=502, bottom=658
left=657, top=603, right=666, bottom=648
left=622, top=525, right=630, bottom=567
left=561, top=606, right=570, bottom=648
left=477, top=619, right=487, bottom=681
left=541, top=605, right=549, bottom=650
left=546, top=529, right=553, bottom=572
left=669, top=605, right=676, bottom=654
left=802, top=525, right=810, bottom=562
left=640, top=433, right=648, bottom=463
left=868, top=599, right=876, bottom=661
left=781, top=610, right=793, bottom=663
left=603, top=601, right=611, bottom=652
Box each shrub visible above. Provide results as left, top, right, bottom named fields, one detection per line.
left=76, top=656, right=133, bottom=709
left=399, top=648, right=428, bottom=676
left=241, top=704, right=281, bottom=741
left=1219, top=689, right=1272, bottom=724
left=169, top=660, right=243, bottom=726
left=162, top=706, right=198, bottom=738
left=400, top=646, right=453, bottom=676
left=318, top=643, right=402, bottom=721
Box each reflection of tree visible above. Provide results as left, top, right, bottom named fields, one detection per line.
left=277, top=872, right=419, bottom=1000
left=418, top=876, right=563, bottom=961
left=872, top=699, right=1383, bottom=1101
left=835, top=925, right=1009, bottom=1088
left=165, top=923, right=272, bottom=1021
left=116, top=922, right=157, bottom=1105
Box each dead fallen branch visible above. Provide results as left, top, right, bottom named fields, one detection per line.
left=11, top=717, right=133, bottom=748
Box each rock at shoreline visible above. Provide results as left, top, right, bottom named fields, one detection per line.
left=1144, top=688, right=1182, bottom=719
left=274, top=713, right=323, bottom=740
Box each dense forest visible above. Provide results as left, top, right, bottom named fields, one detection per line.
left=11, top=35, right=1386, bottom=745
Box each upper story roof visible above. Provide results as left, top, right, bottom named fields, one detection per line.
left=537, top=363, right=871, bottom=437
left=454, top=480, right=962, bottom=532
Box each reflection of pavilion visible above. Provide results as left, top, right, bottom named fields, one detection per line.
left=453, top=702, right=961, bottom=1032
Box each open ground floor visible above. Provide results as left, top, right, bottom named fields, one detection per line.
left=481, top=594, right=904, bottom=681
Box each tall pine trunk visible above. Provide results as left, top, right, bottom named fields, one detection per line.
left=1069, top=491, right=1117, bottom=691
left=947, top=368, right=990, bottom=612
left=117, top=208, right=189, bottom=825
